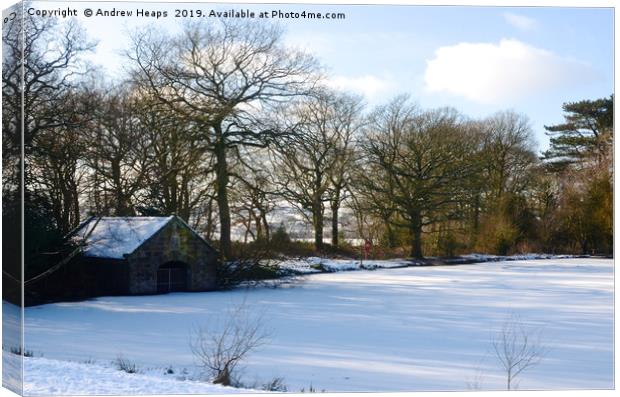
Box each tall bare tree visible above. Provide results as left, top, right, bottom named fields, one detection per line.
left=360, top=96, right=481, bottom=258
left=2, top=14, right=94, bottom=189
left=134, top=95, right=215, bottom=222
left=29, top=90, right=94, bottom=233
left=481, top=111, right=537, bottom=203
left=470, top=112, right=539, bottom=253
left=82, top=87, right=154, bottom=216
left=2, top=8, right=94, bottom=289
left=127, top=20, right=319, bottom=258
left=327, top=94, right=364, bottom=247
left=351, top=158, right=401, bottom=248
left=271, top=89, right=361, bottom=250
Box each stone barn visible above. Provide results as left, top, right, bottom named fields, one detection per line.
left=66, top=216, right=219, bottom=296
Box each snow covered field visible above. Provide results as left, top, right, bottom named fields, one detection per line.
left=11, top=258, right=614, bottom=394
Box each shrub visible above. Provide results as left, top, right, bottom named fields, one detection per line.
left=218, top=258, right=281, bottom=288
left=9, top=346, right=34, bottom=357
left=114, top=355, right=139, bottom=374
left=262, top=377, right=287, bottom=392
left=270, top=224, right=291, bottom=248
left=190, top=300, right=270, bottom=386
left=300, top=383, right=326, bottom=393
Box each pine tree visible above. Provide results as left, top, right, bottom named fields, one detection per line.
left=542, top=95, right=613, bottom=171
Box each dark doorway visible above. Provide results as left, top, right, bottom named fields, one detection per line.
left=157, top=261, right=189, bottom=293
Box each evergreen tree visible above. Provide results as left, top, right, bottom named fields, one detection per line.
left=542, top=95, right=613, bottom=255
left=542, top=96, right=613, bottom=171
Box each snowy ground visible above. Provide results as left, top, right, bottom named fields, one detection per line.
left=2, top=302, right=22, bottom=394
left=21, top=357, right=257, bottom=395
left=273, top=256, right=411, bottom=273
left=12, top=258, right=614, bottom=394
left=273, top=253, right=577, bottom=274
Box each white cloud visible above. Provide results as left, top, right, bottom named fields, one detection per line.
left=327, top=74, right=391, bottom=99
left=424, top=39, right=596, bottom=104
left=503, top=12, right=538, bottom=31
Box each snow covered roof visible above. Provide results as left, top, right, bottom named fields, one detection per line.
left=73, top=216, right=174, bottom=259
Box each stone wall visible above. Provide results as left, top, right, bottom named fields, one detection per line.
left=126, top=218, right=218, bottom=294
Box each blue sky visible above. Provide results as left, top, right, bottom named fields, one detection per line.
left=32, top=1, right=614, bottom=151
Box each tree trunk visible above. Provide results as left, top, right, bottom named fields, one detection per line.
left=111, top=160, right=131, bottom=216
left=205, top=197, right=214, bottom=240
left=331, top=199, right=340, bottom=247
left=471, top=192, right=481, bottom=247
left=254, top=211, right=263, bottom=240
left=581, top=238, right=589, bottom=255
left=507, top=368, right=512, bottom=390
left=383, top=217, right=396, bottom=248
left=261, top=211, right=270, bottom=241
left=243, top=216, right=255, bottom=243
left=410, top=211, right=423, bottom=258
left=214, top=130, right=232, bottom=260
left=70, top=177, right=80, bottom=230
left=313, top=198, right=324, bottom=251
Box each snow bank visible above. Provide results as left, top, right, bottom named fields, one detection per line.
left=275, top=257, right=410, bottom=274
left=274, top=254, right=579, bottom=275
left=23, top=357, right=257, bottom=395
left=460, top=253, right=576, bottom=262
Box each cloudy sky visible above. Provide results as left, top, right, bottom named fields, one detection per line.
left=31, top=0, right=614, bottom=151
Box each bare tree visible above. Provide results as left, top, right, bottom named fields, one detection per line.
left=190, top=301, right=270, bottom=386
left=2, top=7, right=94, bottom=292
left=19, top=82, right=100, bottom=235
left=469, top=112, right=539, bottom=254
left=229, top=153, right=277, bottom=243
left=350, top=154, right=400, bottom=249
left=136, top=93, right=215, bottom=222
left=480, top=111, right=538, bottom=203
left=465, top=364, right=486, bottom=391
left=2, top=7, right=94, bottom=223
left=492, top=314, right=547, bottom=390
left=326, top=94, right=364, bottom=247
left=128, top=19, right=319, bottom=259
left=271, top=89, right=361, bottom=250
left=82, top=86, right=155, bottom=216
left=2, top=11, right=95, bottom=189
left=360, top=95, right=482, bottom=258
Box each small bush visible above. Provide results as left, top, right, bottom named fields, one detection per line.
left=262, top=377, right=287, bottom=392
left=218, top=258, right=281, bottom=288
left=300, top=383, right=326, bottom=393
left=9, top=346, right=34, bottom=357
left=114, top=355, right=139, bottom=374
left=270, top=225, right=291, bottom=248
left=438, top=231, right=466, bottom=257
left=190, top=300, right=270, bottom=386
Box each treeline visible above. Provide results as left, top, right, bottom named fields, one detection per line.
left=2, top=15, right=612, bottom=278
